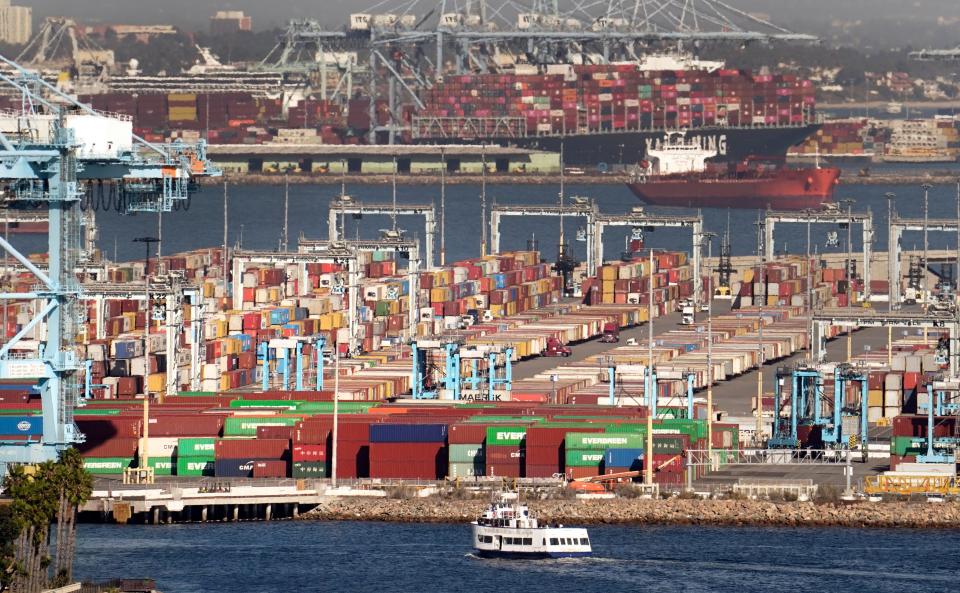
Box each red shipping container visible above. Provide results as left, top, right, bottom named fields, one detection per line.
left=448, top=423, right=489, bottom=444
left=215, top=438, right=290, bottom=460
left=256, top=425, right=295, bottom=439
left=76, top=417, right=143, bottom=439
left=252, top=460, right=288, bottom=478
left=147, top=414, right=224, bottom=437
left=486, top=462, right=522, bottom=478
left=292, top=444, right=327, bottom=462
left=77, top=436, right=139, bottom=458
left=369, top=442, right=445, bottom=479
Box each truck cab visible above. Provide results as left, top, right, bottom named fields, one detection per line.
left=680, top=300, right=695, bottom=325
left=544, top=337, right=572, bottom=357
left=599, top=322, right=620, bottom=343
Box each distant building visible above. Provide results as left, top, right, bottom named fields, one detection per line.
left=210, top=11, right=252, bottom=35
left=85, top=24, right=179, bottom=43
left=0, top=0, right=32, bottom=45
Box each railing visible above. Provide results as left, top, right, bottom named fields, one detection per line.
left=686, top=448, right=859, bottom=467
left=864, top=475, right=960, bottom=496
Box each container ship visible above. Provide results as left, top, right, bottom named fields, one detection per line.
left=415, top=57, right=820, bottom=166
left=626, top=133, right=840, bottom=210
left=58, top=55, right=820, bottom=166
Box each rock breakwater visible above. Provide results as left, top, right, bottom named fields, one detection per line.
left=302, top=497, right=960, bottom=529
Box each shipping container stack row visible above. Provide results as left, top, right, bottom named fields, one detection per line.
left=581, top=251, right=699, bottom=314
left=64, top=386, right=751, bottom=483
left=507, top=306, right=814, bottom=408
left=418, top=64, right=815, bottom=138
left=69, top=248, right=576, bottom=399
left=790, top=118, right=872, bottom=157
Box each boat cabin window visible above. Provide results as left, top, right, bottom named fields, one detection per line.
left=549, top=538, right=559, bottom=545
left=478, top=535, right=493, bottom=544
left=523, top=538, right=532, bottom=545
left=580, top=538, right=589, bottom=545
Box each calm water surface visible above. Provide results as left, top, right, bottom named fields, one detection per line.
left=73, top=521, right=960, bottom=593
left=9, top=175, right=960, bottom=266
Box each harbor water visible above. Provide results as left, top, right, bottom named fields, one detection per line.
left=10, top=176, right=960, bottom=267
left=73, top=521, right=959, bottom=592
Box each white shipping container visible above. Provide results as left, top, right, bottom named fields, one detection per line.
left=144, top=437, right=179, bottom=457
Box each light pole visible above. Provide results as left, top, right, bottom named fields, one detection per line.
left=645, top=247, right=656, bottom=486
left=805, top=208, right=814, bottom=359
left=702, top=232, right=717, bottom=461
left=885, top=192, right=896, bottom=313
left=885, top=192, right=896, bottom=365
left=480, top=145, right=487, bottom=257
left=754, top=213, right=765, bottom=446
left=282, top=173, right=289, bottom=252
left=840, top=198, right=855, bottom=362
left=440, top=147, right=446, bottom=267
left=133, top=236, right=159, bottom=400
left=922, top=183, right=931, bottom=344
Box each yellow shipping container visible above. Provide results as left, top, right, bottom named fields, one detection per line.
left=147, top=373, right=167, bottom=393
left=601, top=266, right=617, bottom=280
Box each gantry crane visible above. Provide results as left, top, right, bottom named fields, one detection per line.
left=0, top=54, right=219, bottom=473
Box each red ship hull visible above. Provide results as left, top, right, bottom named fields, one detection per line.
left=626, top=167, right=840, bottom=210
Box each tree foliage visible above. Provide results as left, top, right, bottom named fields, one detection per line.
left=1, top=449, right=93, bottom=593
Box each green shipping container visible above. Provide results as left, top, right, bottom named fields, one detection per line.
left=448, top=461, right=484, bottom=478
left=448, top=444, right=485, bottom=463
left=652, top=437, right=686, bottom=455
left=890, top=436, right=927, bottom=456
left=565, top=433, right=644, bottom=451
left=605, top=423, right=648, bottom=434
left=178, top=437, right=216, bottom=457
left=466, top=416, right=541, bottom=423
left=74, top=408, right=121, bottom=416
left=83, top=457, right=133, bottom=474
left=223, top=416, right=299, bottom=437
left=144, top=457, right=174, bottom=476
left=486, top=426, right=527, bottom=446
left=294, top=401, right=377, bottom=414
left=292, top=462, right=328, bottom=478
left=176, top=457, right=215, bottom=477
left=229, top=399, right=302, bottom=410
left=564, top=450, right=604, bottom=467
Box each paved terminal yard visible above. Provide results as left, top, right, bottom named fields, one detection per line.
left=512, top=298, right=910, bottom=489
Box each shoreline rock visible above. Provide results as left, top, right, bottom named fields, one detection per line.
left=300, top=497, right=960, bottom=529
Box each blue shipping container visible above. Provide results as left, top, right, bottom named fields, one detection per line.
left=230, top=333, right=253, bottom=352
left=113, top=341, right=139, bottom=359
left=0, top=416, right=42, bottom=436
left=269, top=308, right=290, bottom=326
left=603, top=448, right=644, bottom=470
left=214, top=458, right=260, bottom=478
left=370, top=423, right=448, bottom=443
left=0, top=383, right=38, bottom=393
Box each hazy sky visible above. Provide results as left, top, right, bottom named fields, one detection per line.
left=23, top=0, right=960, bottom=41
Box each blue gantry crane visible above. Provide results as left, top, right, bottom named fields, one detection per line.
left=411, top=340, right=513, bottom=400
left=917, top=382, right=960, bottom=464
left=0, top=54, right=218, bottom=473
left=769, top=364, right=868, bottom=450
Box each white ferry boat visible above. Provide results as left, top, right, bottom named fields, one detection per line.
left=471, top=494, right=592, bottom=559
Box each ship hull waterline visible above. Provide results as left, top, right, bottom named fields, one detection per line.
left=415, top=124, right=820, bottom=167
left=626, top=168, right=841, bottom=211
